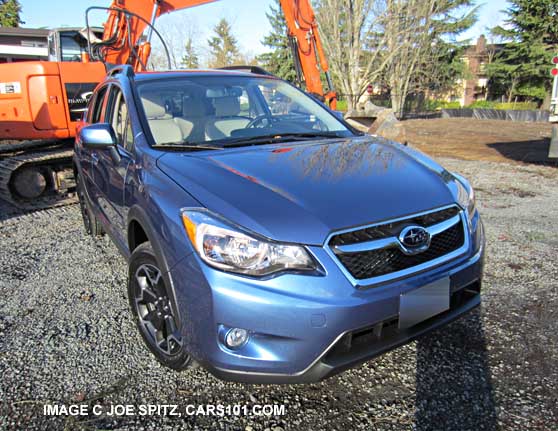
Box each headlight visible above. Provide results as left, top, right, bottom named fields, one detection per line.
left=181, top=209, right=317, bottom=276
left=452, top=173, right=476, bottom=220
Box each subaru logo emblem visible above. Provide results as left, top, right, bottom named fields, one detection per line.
left=398, top=225, right=431, bottom=254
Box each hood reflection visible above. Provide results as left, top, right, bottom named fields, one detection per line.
left=270, top=138, right=406, bottom=182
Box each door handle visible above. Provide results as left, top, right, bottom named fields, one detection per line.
left=91, top=153, right=100, bottom=166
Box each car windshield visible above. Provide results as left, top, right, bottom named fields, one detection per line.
left=137, top=75, right=354, bottom=148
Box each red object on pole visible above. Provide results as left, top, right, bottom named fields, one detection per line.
left=553, top=56, right=558, bottom=64
left=552, top=68, right=558, bottom=77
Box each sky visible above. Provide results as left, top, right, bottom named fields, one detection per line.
left=459, top=0, right=510, bottom=42
left=20, top=0, right=274, bottom=57
left=19, top=0, right=510, bottom=57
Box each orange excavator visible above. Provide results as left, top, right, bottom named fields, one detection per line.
left=0, top=0, right=336, bottom=210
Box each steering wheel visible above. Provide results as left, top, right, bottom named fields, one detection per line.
left=246, top=115, right=272, bottom=129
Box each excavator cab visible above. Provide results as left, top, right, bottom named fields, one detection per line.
left=1, top=0, right=337, bottom=211
left=47, top=27, right=104, bottom=63
left=0, top=27, right=106, bottom=209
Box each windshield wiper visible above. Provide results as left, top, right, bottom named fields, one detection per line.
left=153, top=133, right=346, bottom=150
left=218, top=132, right=347, bottom=148
left=153, top=142, right=223, bottom=151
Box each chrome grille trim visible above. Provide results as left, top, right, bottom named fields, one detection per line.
left=332, top=214, right=461, bottom=254
left=324, top=205, right=470, bottom=288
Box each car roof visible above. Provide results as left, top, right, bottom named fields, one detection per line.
left=133, top=69, right=279, bottom=82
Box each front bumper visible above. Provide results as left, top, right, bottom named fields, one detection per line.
left=168, top=217, right=485, bottom=384
left=212, top=284, right=480, bottom=384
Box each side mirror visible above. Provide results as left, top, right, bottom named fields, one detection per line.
left=79, top=123, right=121, bottom=163
left=79, top=123, right=117, bottom=148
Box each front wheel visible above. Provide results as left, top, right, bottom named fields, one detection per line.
left=128, top=242, right=192, bottom=370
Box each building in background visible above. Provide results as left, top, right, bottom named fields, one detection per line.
left=458, top=35, right=504, bottom=106
left=0, top=27, right=48, bottom=63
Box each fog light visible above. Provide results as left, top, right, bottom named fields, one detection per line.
left=225, top=328, right=249, bottom=349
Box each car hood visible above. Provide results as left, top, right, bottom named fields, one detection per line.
left=157, top=136, right=462, bottom=245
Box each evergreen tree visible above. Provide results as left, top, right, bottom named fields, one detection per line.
left=383, top=0, right=478, bottom=116
left=488, top=0, right=558, bottom=103
left=314, top=0, right=477, bottom=113
left=257, top=0, right=296, bottom=82
left=422, top=0, right=478, bottom=103
left=413, top=40, right=469, bottom=106
left=0, top=0, right=23, bottom=27
left=207, top=18, right=240, bottom=68
left=181, top=38, right=199, bottom=69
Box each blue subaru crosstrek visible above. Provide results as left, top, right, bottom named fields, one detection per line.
left=73, top=66, right=485, bottom=383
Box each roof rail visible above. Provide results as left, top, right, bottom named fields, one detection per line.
left=106, top=64, right=135, bottom=78
left=218, top=66, right=276, bottom=77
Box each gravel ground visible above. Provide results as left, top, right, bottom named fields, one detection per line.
left=0, top=157, right=557, bottom=431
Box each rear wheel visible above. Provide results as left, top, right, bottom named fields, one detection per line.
left=76, top=173, right=104, bottom=237
left=128, top=242, right=191, bottom=370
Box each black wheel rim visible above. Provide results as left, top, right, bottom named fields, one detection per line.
left=133, top=264, right=182, bottom=357
left=77, top=179, right=92, bottom=234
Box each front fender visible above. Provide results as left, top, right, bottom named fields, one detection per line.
left=125, top=166, right=202, bottom=328
left=128, top=205, right=195, bottom=330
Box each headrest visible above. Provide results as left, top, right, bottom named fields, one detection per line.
left=182, top=96, right=207, bottom=118
left=213, top=96, right=241, bottom=117
left=141, top=94, right=168, bottom=119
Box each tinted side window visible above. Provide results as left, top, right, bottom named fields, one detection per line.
left=124, top=117, right=134, bottom=152
left=106, top=86, right=134, bottom=152
left=84, top=93, right=94, bottom=122
left=89, top=86, right=108, bottom=124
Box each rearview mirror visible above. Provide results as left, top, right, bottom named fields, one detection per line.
left=79, top=123, right=117, bottom=148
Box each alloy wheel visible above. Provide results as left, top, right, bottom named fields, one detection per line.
left=133, top=264, right=182, bottom=357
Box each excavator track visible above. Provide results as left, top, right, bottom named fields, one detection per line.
left=0, top=139, right=61, bottom=155
left=0, top=146, right=77, bottom=211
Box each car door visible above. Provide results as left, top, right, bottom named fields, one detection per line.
left=91, top=85, right=134, bottom=246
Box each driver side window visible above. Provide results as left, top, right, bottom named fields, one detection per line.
left=106, top=87, right=134, bottom=153
left=88, top=86, right=108, bottom=124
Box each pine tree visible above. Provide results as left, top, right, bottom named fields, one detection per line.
left=314, top=0, right=477, bottom=113
left=413, top=40, right=469, bottom=104
left=257, top=0, right=296, bottom=82
left=207, top=18, right=241, bottom=68
left=383, top=0, right=478, bottom=116
left=181, top=38, right=199, bottom=69
left=488, top=0, right=558, bottom=103
left=0, top=0, right=23, bottom=27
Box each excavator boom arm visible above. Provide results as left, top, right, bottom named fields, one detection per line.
left=100, top=0, right=217, bottom=68
left=0, top=0, right=336, bottom=211
left=99, top=0, right=335, bottom=107
left=279, top=0, right=336, bottom=107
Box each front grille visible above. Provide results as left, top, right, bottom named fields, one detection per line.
left=329, top=207, right=465, bottom=281
left=329, top=206, right=459, bottom=246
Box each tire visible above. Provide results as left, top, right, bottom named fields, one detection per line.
left=76, top=173, right=104, bottom=237
left=128, top=242, right=192, bottom=370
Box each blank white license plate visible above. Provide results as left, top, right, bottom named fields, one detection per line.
left=399, top=277, right=450, bottom=330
